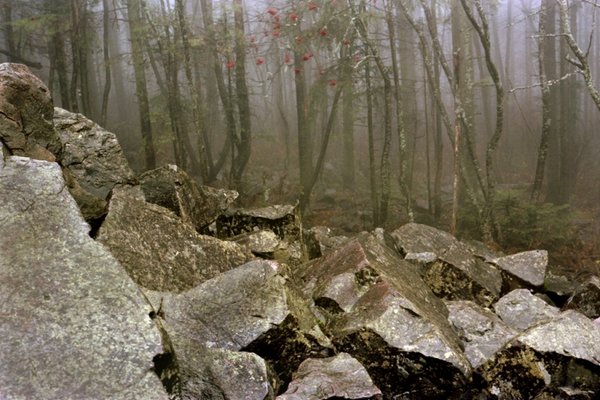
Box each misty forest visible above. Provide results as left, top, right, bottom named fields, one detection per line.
left=2, top=0, right=599, bottom=272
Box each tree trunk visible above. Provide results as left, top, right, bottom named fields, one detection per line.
left=126, top=0, right=156, bottom=170
left=232, top=0, right=252, bottom=186
left=100, top=0, right=112, bottom=126
left=295, top=53, right=313, bottom=210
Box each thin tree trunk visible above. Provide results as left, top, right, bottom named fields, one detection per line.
left=100, top=0, right=112, bottom=126
left=531, top=1, right=552, bottom=202
left=365, top=56, right=380, bottom=226
left=126, top=0, right=156, bottom=170
left=232, top=0, right=251, bottom=186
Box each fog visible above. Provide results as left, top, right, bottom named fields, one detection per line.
left=1, top=0, right=599, bottom=248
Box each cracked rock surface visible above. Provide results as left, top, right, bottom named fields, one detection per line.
left=0, top=155, right=167, bottom=399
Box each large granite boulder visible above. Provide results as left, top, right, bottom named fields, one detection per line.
left=145, top=260, right=331, bottom=398
left=276, top=353, right=382, bottom=400
left=139, top=164, right=237, bottom=232
left=96, top=185, right=251, bottom=293
left=479, top=310, right=600, bottom=398
left=0, top=155, right=167, bottom=399
left=0, top=63, right=61, bottom=161
left=297, top=233, right=471, bottom=398
left=391, top=223, right=502, bottom=307
left=54, top=107, right=135, bottom=199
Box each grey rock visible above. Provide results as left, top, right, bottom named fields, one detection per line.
left=54, top=107, right=135, bottom=199
left=493, top=289, right=560, bottom=331
left=544, top=272, right=578, bottom=304
left=0, top=63, right=61, bottom=162
left=564, top=275, right=600, bottom=319
left=299, top=233, right=471, bottom=398
left=446, top=300, right=517, bottom=368
left=0, top=156, right=167, bottom=399
left=139, top=164, right=237, bottom=232
left=304, top=225, right=348, bottom=259
left=479, top=311, right=600, bottom=398
left=462, top=240, right=504, bottom=264
left=231, top=229, right=281, bottom=256
left=97, top=185, right=251, bottom=293
left=172, top=343, right=276, bottom=400
left=276, top=353, right=382, bottom=400
left=217, top=204, right=302, bottom=243
left=146, top=260, right=331, bottom=394
left=391, top=223, right=502, bottom=307
left=494, top=250, right=548, bottom=287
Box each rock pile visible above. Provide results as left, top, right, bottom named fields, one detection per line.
left=2, top=63, right=600, bottom=399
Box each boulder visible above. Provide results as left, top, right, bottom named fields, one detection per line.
left=0, top=63, right=61, bottom=161
left=54, top=107, right=135, bottom=199
left=0, top=155, right=167, bottom=399
left=493, top=289, right=560, bottom=331
left=493, top=250, right=548, bottom=289
left=217, top=204, right=302, bottom=243
left=391, top=223, right=502, bottom=307
left=298, top=233, right=471, bottom=398
left=276, top=353, right=382, bottom=400
left=563, top=275, right=600, bottom=319
left=145, top=260, right=332, bottom=396
left=139, top=164, right=237, bottom=232
left=96, top=185, right=251, bottom=293
left=230, top=229, right=281, bottom=257
left=304, top=225, right=348, bottom=260
left=544, top=271, right=578, bottom=306
left=446, top=300, right=517, bottom=368
left=479, top=310, right=600, bottom=398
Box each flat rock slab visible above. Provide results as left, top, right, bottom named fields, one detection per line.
left=139, top=164, right=237, bottom=232
left=276, top=353, right=382, bottom=400
left=97, top=185, right=251, bottom=293
left=54, top=107, right=135, bottom=199
left=493, top=289, right=560, bottom=331
left=479, top=310, right=600, bottom=398
left=0, top=63, right=61, bottom=161
left=446, top=300, right=517, bottom=369
left=494, top=250, right=548, bottom=288
left=0, top=156, right=167, bottom=399
left=564, top=275, right=600, bottom=319
left=391, top=223, right=502, bottom=307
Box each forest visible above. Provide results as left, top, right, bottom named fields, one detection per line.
left=1, top=0, right=599, bottom=270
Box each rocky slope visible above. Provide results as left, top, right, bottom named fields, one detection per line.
left=2, top=63, right=600, bottom=399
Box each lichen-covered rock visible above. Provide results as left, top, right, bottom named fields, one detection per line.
left=276, top=353, right=382, bottom=400
left=544, top=271, right=578, bottom=306
left=231, top=229, right=281, bottom=257
left=446, top=300, right=517, bottom=368
left=299, top=233, right=471, bottom=398
left=54, top=107, right=135, bottom=199
left=0, top=156, right=167, bottom=399
left=493, top=250, right=548, bottom=288
left=304, top=225, right=348, bottom=259
left=493, top=289, right=560, bottom=331
left=146, top=260, right=332, bottom=396
left=563, top=276, right=600, bottom=319
left=96, top=185, right=251, bottom=293
left=0, top=63, right=61, bottom=161
left=139, top=164, right=237, bottom=232
left=217, top=204, right=301, bottom=242
left=169, top=343, right=277, bottom=400
left=391, top=223, right=502, bottom=307
left=479, top=310, right=600, bottom=399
